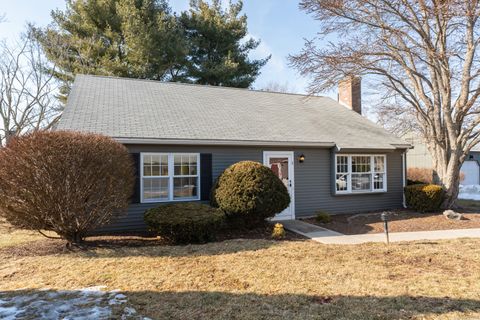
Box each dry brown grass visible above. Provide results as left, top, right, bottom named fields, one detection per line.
left=0, top=218, right=43, bottom=248
left=1, top=221, right=480, bottom=319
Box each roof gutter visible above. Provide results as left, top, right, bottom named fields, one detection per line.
left=391, top=143, right=414, bottom=149
left=114, top=137, right=338, bottom=148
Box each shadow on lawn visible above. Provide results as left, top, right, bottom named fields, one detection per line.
left=1, top=289, right=479, bottom=320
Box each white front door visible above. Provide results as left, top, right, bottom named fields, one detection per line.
left=263, top=151, right=295, bottom=220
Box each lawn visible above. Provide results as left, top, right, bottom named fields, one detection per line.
left=1, top=221, right=480, bottom=319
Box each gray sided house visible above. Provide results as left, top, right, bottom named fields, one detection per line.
left=58, top=75, right=411, bottom=233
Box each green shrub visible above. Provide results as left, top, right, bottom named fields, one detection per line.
left=314, top=211, right=332, bottom=223
left=144, top=203, right=225, bottom=244
left=211, top=161, right=290, bottom=228
left=404, top=184, right=444, bottom=212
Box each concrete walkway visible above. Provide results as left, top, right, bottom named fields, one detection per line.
left=280, top=220, right=480, bottom=244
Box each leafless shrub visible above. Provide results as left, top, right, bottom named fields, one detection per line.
left=0, top=131, right=135, bottom=244
left=407, top=167, right=434, bottom=184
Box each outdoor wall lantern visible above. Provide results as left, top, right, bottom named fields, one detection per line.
left=299, top=154, right=305, bottom=163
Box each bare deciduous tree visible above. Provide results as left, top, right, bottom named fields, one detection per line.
left=290, top=0, right=480, bottom=207
left=0, top=34, right=62, bottom=146
left=260, top=81, right=295, bottom=94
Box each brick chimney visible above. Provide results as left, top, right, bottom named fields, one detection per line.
left=338, top=76, right=361, bottom=114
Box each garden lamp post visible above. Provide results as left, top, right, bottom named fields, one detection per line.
left=381, top=212, right=390, bottom=245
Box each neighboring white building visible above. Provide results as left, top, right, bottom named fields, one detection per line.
left=403, top=132, right=480, bottom=185
left=403, top=132, right=433, bottom=169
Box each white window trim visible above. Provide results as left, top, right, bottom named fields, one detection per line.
left=335, top=154, right=387, bottom=194
left=140, top=152, right=201, bottom=203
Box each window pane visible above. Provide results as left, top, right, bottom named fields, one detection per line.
left=174, top=155, right=183, bottom=175
left=161, top=164, right=169, bottom=176
left=173, top=177, right=198, bottom=199
left=144, top=155, right=152, bottom=165
left=174, top=155, right=182, bottom=166
left=144, top=166, right=152, bottom=176
left=151, top=165, right=160, bottom=176
left=336, top=173, right=348, bottom=191
left=160, top=155, right=168, bottom=176
left=374, top=173, right=385, bottom=190
left=174, top=154, right=198, bottom=176
left=352, top=173, right=371, bottom=191
left=189, top=155, right=198, bottom=175
left=143, top=178, right=169, bottom=200
left=374, top=156, right=385, bottom=172
left=352, top=156, right=371, bottom=173
left=143, top=154, right=168, bottom=177
left=336, top=156, right=348, bottom=173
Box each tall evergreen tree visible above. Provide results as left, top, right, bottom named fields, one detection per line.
left=179, top=0, right=269, bottom=87
left=33, top=0, right=269, bottom=101
left=32, top=0, right=187, bottom=101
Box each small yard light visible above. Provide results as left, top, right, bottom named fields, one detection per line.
left=299, top=154, right=305, bottom=163
left=381, top=212, right=390, bottom=245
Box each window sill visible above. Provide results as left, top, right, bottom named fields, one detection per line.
left=141, top=198, right=201, bottom=204
left=334, top=190, right=387, bottom=196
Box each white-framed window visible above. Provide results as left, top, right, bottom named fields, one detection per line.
left=141, top=153, right=200, bottom=203
left=335, top=154, right=387, bottom=194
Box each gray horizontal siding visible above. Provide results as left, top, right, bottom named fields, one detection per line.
left=293, top=150, right=403, bottom=217
left=97, top=144, right=405, bottom=233
left=93, top=203, right=156, bottom=234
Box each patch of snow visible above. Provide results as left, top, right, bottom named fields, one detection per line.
left=121, top=306, right=137, bottom=320
left=0, top=286, right=144, bottom=319
left=109, top=293, right=128, bottom=305
left=80, top=285, right=108, bottom=292
left=459, top=184, right=480, bottom=200
left=0, top=299, right=21, bottom=320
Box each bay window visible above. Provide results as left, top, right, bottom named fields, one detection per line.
left=335, top=155, right=386, bottom=193
left=141, top=153, right=200, bottom=202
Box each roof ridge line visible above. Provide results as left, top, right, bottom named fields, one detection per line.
left=75, top=74, right=330, bottom=99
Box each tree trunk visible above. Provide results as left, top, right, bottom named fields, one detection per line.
left=430, top=144, right=462, bottom=209
left=65, top=232, right=84, bottom=246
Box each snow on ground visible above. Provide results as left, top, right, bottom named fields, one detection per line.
left=459, top=184, right=480, bottom=200
left=0, top=286, right=150, bottom=320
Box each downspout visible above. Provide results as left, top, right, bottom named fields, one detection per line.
left=402, top=150, right=407, bottom=208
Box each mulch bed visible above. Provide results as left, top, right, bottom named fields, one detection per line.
left=304, top=210, right=480, bottom=235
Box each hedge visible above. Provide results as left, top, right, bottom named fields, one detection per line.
left=144, top=203, right=225, bottom=244
left=404, top=184, right=444, bottom=212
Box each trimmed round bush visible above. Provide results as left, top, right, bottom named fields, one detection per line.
left=211, top=161, right=290, bottom=227
left=0, top=131, right=135, bottom=244
left=404, top=184, right=444, bottom=212
left=144, top=203, right=225, bottom=244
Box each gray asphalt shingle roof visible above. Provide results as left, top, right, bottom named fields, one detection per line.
left=58, top=74, right=409, bottom=149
